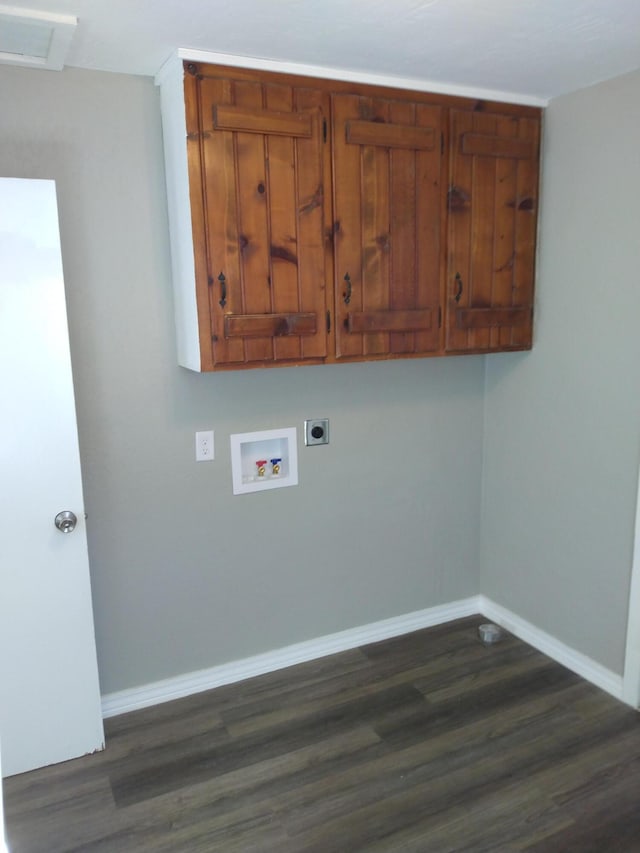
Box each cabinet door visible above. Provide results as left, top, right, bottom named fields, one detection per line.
left=332, top=93, right=443, bottom=359
left=446, top=109, right=540, bottom=352
left=189, top=73, right=330, bottom=367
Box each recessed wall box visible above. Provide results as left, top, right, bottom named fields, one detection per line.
left=230, top=427, right=298, bottom=495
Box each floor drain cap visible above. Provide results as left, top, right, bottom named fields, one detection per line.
left=478, top=623, right=503, bottom=644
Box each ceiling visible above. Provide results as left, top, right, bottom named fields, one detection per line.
left=2, top=0, right=640, bottom=104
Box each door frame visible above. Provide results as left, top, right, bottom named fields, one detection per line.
left=0, top=740, right=7, bottom=852
left=622, top=460, right=640, bottom=708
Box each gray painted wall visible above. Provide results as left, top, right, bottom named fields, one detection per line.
left=481, top=70, right=640, bottom=674
left=0, top=66, right=484, bottom=695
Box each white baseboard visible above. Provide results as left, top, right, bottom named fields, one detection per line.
left=101, top=596, right=479, bottom=718
left=101, top=594, right=626, bottom=719
left=478, top=596, right=624, bottom=702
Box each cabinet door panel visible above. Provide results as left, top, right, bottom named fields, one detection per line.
left=361, top=97, right=392, bottom=357
left=389, top=104, right=418, bottom=355
left=346, top=120, right=436, bottom=150
left=348, top=309, right=434, bottom=333
left=213, top=105, right=313, bottom=137
left=233, top=80, right=273, bottom=363
left=263, top=83, right=302, bottom=363
left=446, top=110, right=540, bottom=353
left=285, top=87, right=328, bottom=362
left=194, top=74, right=328, bottom=366
left=333, top=94, right=443, bottom=359
left=199, top=77, right=245, bottom=366
left=224, top=312, right=317, bottom=337
left=511, top=118, right=539, bottom=349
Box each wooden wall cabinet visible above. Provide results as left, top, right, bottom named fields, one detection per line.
left=159, top=59, right=541, bottom=371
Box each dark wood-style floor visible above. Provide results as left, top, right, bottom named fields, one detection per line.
left=4, top=616, right=640, bottom=852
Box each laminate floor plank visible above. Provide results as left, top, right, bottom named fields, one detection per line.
left=5, top=615, right=640, bottom=852
left=221, top=664, right=430, bottom=738
left=374, top=663, right=582, bottom=750
left=272, top=691, right=585, bottom=838
left=110, top=683, right=424, bottom=807
left=349, top=775, right=569, bottom=853
left=377, top=720, right=640, bottom=852
left=278, top=690, right=623, bottom=849
left=174, top=647, right=372, bottom=716
left=110, top=726, right=386, bottom=838
left=103, top=702, right=227, bottom=756
left=414, top=644, right=548, bottom=702
left=521, top=799, right=640, bottom=853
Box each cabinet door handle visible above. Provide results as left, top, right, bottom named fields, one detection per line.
left=343, top=272, right=352, bottom=305
left=454, top=272, right=463, bottom=303
left=218, top=271, right=227, bottom=308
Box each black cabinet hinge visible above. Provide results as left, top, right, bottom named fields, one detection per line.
left=441, top=132, right=444, bottom=155
left=438, top=306, right=442, bottom=328
left=326, top=310, right=331, bottom=333
left=323, top=118, right=327, bottom=143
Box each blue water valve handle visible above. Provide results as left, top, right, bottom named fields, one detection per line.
left=270, top=458, right=282, bottom=475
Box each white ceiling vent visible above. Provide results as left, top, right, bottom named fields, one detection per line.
left=0, top=4, right=77, bottom=70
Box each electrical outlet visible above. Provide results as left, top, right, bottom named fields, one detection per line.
left=304, top=418, right=329, bottom=446
left=195, top=430, right=214, bottom=461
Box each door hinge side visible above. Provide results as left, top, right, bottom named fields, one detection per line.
left=323, top=118, right=327, bottom=143
left=326, top=310, right=331, bottom=333
left=438, top=305, right=442, bottom=328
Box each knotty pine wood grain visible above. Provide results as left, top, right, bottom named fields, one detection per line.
left=4, top=617, right=640, bottom=852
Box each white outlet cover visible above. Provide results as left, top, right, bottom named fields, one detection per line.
left=195, top=430, right=214, bottom=461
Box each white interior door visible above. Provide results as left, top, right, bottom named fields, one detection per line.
left=0, top=177, right=104, bottom=778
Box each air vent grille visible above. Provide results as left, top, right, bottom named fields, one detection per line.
left=0, top=5, right=77, bottom=70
